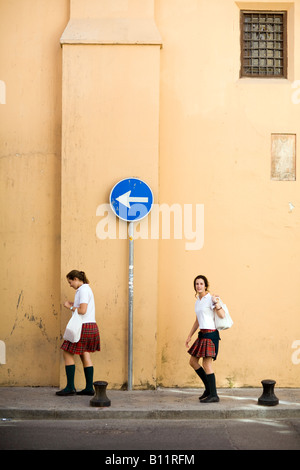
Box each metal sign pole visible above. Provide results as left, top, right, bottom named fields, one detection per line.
left=109, top=178, right=153, bottom=392
left=128, top=222, right=134, bottom=391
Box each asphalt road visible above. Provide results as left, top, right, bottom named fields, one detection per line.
left=1, top=417, right=300, bottom=451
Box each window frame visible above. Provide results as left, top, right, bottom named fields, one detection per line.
left=240, top=10, right=288, bottom=79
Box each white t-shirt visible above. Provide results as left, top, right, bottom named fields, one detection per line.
left=195, top=292, right=216, bottom=330
left=73, top=284, right=96, bottom=324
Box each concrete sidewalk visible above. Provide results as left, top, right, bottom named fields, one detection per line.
left=1, top=386, right=300, bottom=421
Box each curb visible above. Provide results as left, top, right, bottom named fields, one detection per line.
left=2, top=407, right=300, bottom=421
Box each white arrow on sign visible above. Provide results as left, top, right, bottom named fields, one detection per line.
left=116, top=190, right=148, bottom=209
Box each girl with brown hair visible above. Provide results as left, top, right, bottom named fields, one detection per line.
left=185, top=275, right=225, bottom=403
left=56, top=270, right=100, bottom=396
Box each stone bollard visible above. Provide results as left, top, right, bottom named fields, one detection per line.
left=258, top=379, right=279, bottom=406
left=90, top=381, right=111, bottom=407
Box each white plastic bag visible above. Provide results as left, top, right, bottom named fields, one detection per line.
left=214, top=302, right=233, bottom=331
left=63, top=310, right=82, bottom=343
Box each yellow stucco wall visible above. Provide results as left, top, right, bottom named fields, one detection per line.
left=60, top=40, right=161, bottom=388
left=1, top=0, right=300, bottom=388
left=156, top=0, right=300, bottom=388
left=0, top=0, right=69, bottom=385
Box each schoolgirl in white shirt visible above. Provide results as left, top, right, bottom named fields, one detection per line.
left=185, top=275, right=225, bottom=403
left=56, top=270, right=100, bottom=396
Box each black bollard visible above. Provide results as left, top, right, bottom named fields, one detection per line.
left=90, top=381, right=111, bottom=407
left=258, top=379, right=279, bottom=406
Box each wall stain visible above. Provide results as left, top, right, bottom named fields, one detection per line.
left=16, top=290, right=23, bottom=310
left=10, top=290, right=56, bottom=345
left=10, top=290, right=24, bottom=336
left=24, top=308, right=53, bottom=343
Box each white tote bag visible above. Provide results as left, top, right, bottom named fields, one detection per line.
left=63, top=310, right=83, bottom=343
left=214, top=301, right=233, bottom=331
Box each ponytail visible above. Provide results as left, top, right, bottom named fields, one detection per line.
left=66, top=270, right=89, bottom=284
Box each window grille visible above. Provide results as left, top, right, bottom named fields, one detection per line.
left=240, top=11, right=287, bottom=78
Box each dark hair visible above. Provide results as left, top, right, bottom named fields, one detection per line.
left=193, top=275, right=209, bottom=296
left=66, top=270, right=89, bottom=284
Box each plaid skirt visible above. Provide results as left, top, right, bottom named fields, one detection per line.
left=187, top=329, right=219, bottom=361
left=61, top=323, right=100, bottom=355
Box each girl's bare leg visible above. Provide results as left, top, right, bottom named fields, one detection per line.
left=80, top=351, right=93, bottom=367
left=63, top=350, right=75, bottom=365
left=202, top=356, right=213, bottom=374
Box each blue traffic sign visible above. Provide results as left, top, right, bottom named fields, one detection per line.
left=110, top=178, right=153, bottom=222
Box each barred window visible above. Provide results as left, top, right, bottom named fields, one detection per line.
left=240, top=11, right=287, bottom=78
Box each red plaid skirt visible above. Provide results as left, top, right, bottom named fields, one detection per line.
left=188, top=329, right=216, bottom=359
left=61, top=323, right=100, bottom=355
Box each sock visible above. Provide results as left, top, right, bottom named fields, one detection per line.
left=206, top=373, right=218, bottom=397
left=195, top=366, right=209, bottom=399
left=83, top=366, right=94, bottom=391
left=76, top=366, right=94, bottom=394
left=200, top=373, right=219, bottom=402
left=65, top=364, right=75, bottom=391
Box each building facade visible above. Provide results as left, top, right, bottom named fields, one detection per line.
left=1, top=0, right=300, bottom=388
